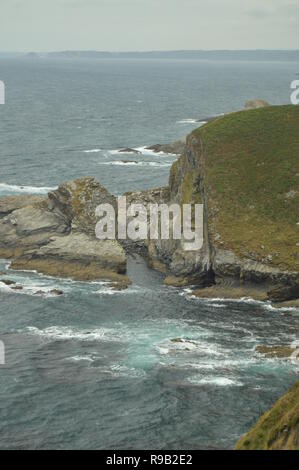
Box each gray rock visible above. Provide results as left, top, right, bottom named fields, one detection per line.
left=118, top=148, right=141, bottom=154
left=0, top=195, right=46, bottom=218
left=245, top=100, right=270, bottom=110
left=11, top=233, right=129, bottom=284
left=0, top=204, right=69, bottom=254
left=146, top=140, right=185, bottom=155
left=48, top=177, right=117, bottom=235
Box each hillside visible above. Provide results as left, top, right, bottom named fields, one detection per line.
left=194, top=105, right=299, bottom=273
left=160, top=105, right=299, bottom=297
left=235, top=382, right=299, bottom=450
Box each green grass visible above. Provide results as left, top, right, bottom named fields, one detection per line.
left=191, top=105, right=299, bottom=271
left=235, top=381, right=299, bottom=450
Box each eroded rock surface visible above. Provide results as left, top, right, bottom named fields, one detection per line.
left=0, top=177, right=129, bottom=286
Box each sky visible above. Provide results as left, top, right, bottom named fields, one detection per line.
left=0, top=0, right=298, bottom=52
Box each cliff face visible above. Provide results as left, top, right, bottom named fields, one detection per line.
left=144, top=105, right=299, bottom=300
left=235, top=382, right=299, bottom=450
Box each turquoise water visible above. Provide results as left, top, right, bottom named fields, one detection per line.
left=0, top=58, right=298, bottom=449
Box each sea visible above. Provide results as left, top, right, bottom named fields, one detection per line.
left=0, top=56, right=298, bottom=449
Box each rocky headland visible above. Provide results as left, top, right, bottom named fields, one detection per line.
left=122, top=104, right=299, bottom=306
left=0, top=104, right=298, bottom=303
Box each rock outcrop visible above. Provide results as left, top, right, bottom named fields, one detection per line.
left=127, top=105, right=299, bottom=302
left=0, top=177, right=130, bottom=286
left=48, top=177, right=117, bottom=236
left=245, top=99, right=270, bottom=110
left=11, top=232, right=128, bottom=284
left=145, top=139, right=186, bottom=155
left=0, top=195, right=45, bottom=218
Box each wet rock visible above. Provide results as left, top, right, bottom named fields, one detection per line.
left=0, top=279, right=16, bottom=286
left=50, top=289, right=64, bottom=296
left=146, top=140, right=185, bottom=155
left=255, top=345, right=296, bottom=358
left=11, top=232, right=130, bottom=285
left=11, top=285, right=23, bottom=290
left=107, top=282, right=128, bottom=291
left=267, top=282, right=299, bottom=303
left=118, top=148, right=141, bottom=154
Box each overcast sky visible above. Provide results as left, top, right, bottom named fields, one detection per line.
left=1, top=0, right=298, bottom=52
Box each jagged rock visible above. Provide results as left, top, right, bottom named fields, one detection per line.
left=267, top=282, right=299, bottom=303
left=245, top=99, right=270, bottom=110
left=50, top=289, right=64, bottom=296
left=0, top=177, right=130, bottom=286
left=146, top=140, right=185, bottom=155
left=0, top=204, right=69, bottom=257
left=48, top=177, right=116, bottom=236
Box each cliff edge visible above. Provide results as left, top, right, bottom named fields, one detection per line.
left=235, top=381, right=299, bottom=450
left=142, top=105, right=299, bottom=302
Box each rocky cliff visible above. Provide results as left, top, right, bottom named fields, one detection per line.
left=133, top=105, right=299, bottom=302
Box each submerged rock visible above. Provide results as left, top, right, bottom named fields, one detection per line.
left=118, top=148, right=141, bottom=154
left=267, top=282, right=299, bottom=303
left=255, top=345, right=296, bottom=358
left=0, top=279, right=16, bottom=286
left=50, top=289, right=64, bottom=296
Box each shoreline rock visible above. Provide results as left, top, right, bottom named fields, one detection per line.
left=0, top=177, right=130, bottom=288
left=145, top=140, right=185, bottom=155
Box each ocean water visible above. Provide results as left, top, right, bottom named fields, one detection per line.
left=0, top=57, right=298, bottom=450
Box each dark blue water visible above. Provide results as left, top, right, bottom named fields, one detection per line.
left=0, top=58, right=298, bottom=449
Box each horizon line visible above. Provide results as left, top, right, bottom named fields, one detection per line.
left=1, top=48, right=299, bottom=54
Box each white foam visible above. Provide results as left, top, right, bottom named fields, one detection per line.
left=25, top=326, right=125, bottom=342
left=99, top=161, right=172, bottom=167
left=0, top=183, right=56, bottom=195
left=83, top=149, right=101, bottom=153
left=181, top=292, right=298, bottom=312
left=188, top=376, right=243, bottom=387
left=177, top=119, right=198, bottom=124
left=66, top=355, right=94, bottom=363
left=135, top=146, right=177, bottom=157
left=109, top=146, right=178, bottom=157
